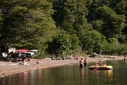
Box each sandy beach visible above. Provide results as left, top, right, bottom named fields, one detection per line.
left=0, top=56, right=124, bottom=78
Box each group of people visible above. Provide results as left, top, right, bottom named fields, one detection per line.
left=93, top=62, right=106, bottom=67
left=79, top=57, right=88, bottom=68
left=79, top=57, right=107, bottom=68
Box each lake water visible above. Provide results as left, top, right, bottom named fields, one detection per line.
left=0, top=60, right=127, bottom=85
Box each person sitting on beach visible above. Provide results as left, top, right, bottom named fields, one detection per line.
left=79, top=58, right=84, bottom=68
left=36, top=60, right=41, bottom=65
left=94, top=62, right=100, bottom=67
left=19, top=58, right=28, bottom=66
left=101, top=62, right=106, bottom=67
left=22, top=58, right=29, bottom=65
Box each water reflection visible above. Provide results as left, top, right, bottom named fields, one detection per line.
left=20, top=72, right=28, bottom=84
left=93, top=70, right=99, bottom=76
left=101, top=70, right=113, bottom=83
left=80, top=67, right=89, bottom=85
left=87, top=69, right=113, bottom=85
left=1, top=77, right=5, bottom=85
left=101, top=70, right=113, bottom=77
left=1, top=60, right=127, bottom=85
left=29, top=71, right=36, bottom=85
left=124, top=59, right=127, bottom=62
left=80, top=68, right=85, bottom=82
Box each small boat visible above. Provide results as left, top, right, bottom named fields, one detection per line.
left=89, top=65, right=113, bottom=70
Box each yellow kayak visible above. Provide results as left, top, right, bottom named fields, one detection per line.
left=89, top=65, right=113, bottom=70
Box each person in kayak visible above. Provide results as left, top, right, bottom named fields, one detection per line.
left=101, top=62, right=107, bottom=67
left=94, top=62, right=100, bottom=67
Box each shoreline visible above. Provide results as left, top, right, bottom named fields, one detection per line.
left=0, top=56, right=124, bottom=78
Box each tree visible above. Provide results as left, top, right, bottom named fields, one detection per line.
left=97, top=5, right=126, bottom=39
left=81, top=30, right=109, bottom=54
left=47, top=30, right=71, bottom=56
left=115, top=0, right=127, bottom=43
left=108, top=38, right=120, bottom=55
left=0, top=0, right=57, bottom=57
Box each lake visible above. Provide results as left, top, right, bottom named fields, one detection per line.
left=0, top=60, right=127, bottom=85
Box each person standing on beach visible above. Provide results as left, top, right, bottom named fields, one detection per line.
left=84, top=57, right=88, bottom=67
left=79, top=58, right=84, bottom=68
left=124, top=53, right=127, bottom=61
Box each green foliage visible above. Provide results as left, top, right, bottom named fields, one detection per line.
left=117, top=44, right=127, bottom=55
left=108, top=38, right=127, bottom=55
left=108, top=38, right=119, bottom=55
left=0, top=0, right=127, bottom=57
left=70, top=34, right=81, bottom=51
left=81, top=30, right=109, bottom=54
left=97, top=5, right=126, bottom=38
left=0, top=0, right=57, bottom=58
left=47, top=30, right=71, bottom=55
left=92, top=20, right=104, bottom=32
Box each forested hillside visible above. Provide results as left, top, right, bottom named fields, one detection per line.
left=0, top=0, right=127, bottom=58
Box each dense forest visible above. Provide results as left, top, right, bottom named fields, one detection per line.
left=0, top=0, right=127, bottom=58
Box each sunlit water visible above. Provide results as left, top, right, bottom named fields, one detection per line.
left=0, top=60, right=127, bottom=85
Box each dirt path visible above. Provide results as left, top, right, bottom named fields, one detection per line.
left=0, top=56, right=124, bottom=78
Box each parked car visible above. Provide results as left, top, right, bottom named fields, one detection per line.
left=89, top=52, right=98, bottom=57
left=10, top=52, right=32, bottom=62
left=28, top=49, right=39, bottom=56
left=0, top=52, right=8, bottom=59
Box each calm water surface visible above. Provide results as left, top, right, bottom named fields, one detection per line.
left=0, top=60, right=127, bottom=85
